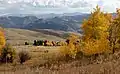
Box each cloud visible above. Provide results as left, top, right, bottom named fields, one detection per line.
left=0, top=0, right=119, bottom=14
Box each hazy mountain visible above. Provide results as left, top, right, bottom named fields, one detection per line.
left=0, top=13, right=90, bottom=32
left=25, top=14, right=89, bottom=32
left=0, top=16, right=38, bottom=28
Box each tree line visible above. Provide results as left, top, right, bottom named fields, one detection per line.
left=61, top=6, right=120, bottom=59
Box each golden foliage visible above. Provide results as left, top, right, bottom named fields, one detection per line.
left=60, top=34, right=82, bottom=58
left=0, top=28, right=6, bottom=51
left=82, top=38, right=110, bottom=55
left=81, top=6, right=111, bottom=55
left=59, top=6, right=115, bottom=57
left=82, top=6, right=110, bottom=41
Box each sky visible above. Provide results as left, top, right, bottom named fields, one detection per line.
left=0, top=0, right=119, bottom=15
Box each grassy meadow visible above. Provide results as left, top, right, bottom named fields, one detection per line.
left=0, top=28, right=119, bottom=74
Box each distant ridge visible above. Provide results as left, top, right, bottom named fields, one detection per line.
left=0, top=13, right=90, bottom=32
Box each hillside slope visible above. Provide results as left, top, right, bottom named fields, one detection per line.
left=4, top=28, right=64, bottom=45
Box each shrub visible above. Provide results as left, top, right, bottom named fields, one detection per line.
left=38, top=40, right=44, bottom=46
left=0, top=44, right=16, bottom=63
left=25, top=42, right=29, bottom=45
left=18, top=50, right=31, bottom=64
left=33, top=40, right=37, bottom=46
left=60, top=34, right=82, bottom=59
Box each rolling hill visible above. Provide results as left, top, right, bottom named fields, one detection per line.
left=5, top=28, right=64, bottom=45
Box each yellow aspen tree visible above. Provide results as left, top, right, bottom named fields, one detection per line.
left=0, top=27, right=6, bottom=55
left=81, top=6, right=111, bottom=55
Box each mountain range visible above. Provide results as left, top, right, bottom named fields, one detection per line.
left=0, top=13, right=90, bottom=32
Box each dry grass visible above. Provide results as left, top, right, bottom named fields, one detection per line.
left=2, top=28, right=120, bottom=74
left=0, top=45, right=120, bottom=74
